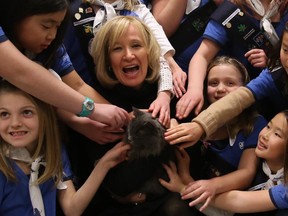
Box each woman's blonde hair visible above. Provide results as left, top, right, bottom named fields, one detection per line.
left=0, top=80, right=63, bottom=184
left=91, top=15, right=160, bottom=88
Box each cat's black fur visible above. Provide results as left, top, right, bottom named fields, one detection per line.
left=124, top=108, right=170, bottom=160
left=103, top=108, right=177, bottom=197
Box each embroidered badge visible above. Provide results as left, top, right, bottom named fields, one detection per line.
left=226, top=22, right=232, bottom=28
left=238, top=141, right=244, bottom=150
left=83, top=24, right=93, bottom=34
left=75, top=13, right=81, bottom=20
left=253, top=32, right=265, bottom=47
left=192, top=18, right=206, bottom=32
left=85, top=6, right=93, bottom=13
left=238, top=24, right=247, bottom=32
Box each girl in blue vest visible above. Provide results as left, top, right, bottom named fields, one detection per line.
left=161, top=110, right=288, bottom=214
left=176, top=0, right=288, bottom=120
left=0, top=80, right=130, bottom=216
left=161, top=56, right=267, bottom=216
left=164, top=20, right=288, bottom=215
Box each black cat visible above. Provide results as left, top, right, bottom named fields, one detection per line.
left=103, top=108, right=176, bottom=197
left=125, top=108, right=171, bottom=160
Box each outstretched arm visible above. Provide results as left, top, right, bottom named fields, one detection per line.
left=150, top=0, right=187, bottom=37
left=0, top=39, right=130, bottom=129
left=149, top=57, right=173, bottom=127
left=176, top=39, right=220, bottom=118
left=210, top=189, right=276, bottom=213
left=58, top=142, right=130, bottom=216
left=166, top=86, right=255, bottom=147
left=0, top=39, right=85, bottom=114
left=183, top=148, right=258, bottom=211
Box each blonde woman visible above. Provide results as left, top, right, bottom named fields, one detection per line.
left=88, top=16, right=196, bottom=216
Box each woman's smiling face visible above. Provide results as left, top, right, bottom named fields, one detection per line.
left=109, top=23, right=148, bottom=89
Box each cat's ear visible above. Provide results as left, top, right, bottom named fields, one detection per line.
left=132, top=107, right=145, bottom=117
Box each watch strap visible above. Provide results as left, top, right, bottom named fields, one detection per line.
left=77, top=97, right=95, bottom=117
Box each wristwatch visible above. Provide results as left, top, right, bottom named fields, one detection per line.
left=77, top=97, right=95, bottom=117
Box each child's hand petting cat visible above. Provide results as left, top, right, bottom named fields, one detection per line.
left=158, top=161, right=186, bottom=193
left=96, top=141, right=130, bottom=171
left=175, top=147, right=194, bottom=185
left=148, top=91, right=171, bottom=128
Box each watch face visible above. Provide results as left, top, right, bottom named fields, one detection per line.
left=86, top=100, right=94, bottom=111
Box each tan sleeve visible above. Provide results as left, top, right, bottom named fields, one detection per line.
left=192, top=87, right=255, bottom=138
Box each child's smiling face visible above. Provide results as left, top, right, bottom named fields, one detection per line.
left=206, top=64, right=244, bottom=104
left=256, top=112, right=288, bottom=169
left=0, top=92, right=39, bottom=155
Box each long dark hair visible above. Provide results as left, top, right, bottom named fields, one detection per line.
left=0, top=0, right=70, bottom=68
